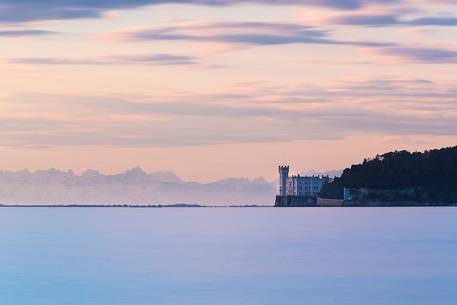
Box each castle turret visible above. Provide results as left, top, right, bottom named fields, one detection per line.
left=278, top=166, right=289, bottom=196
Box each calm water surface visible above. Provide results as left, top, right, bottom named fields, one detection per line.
left=1, top=207, right=457, bottom=305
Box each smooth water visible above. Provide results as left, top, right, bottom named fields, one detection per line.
left=1, top=207, right=457, bottom=305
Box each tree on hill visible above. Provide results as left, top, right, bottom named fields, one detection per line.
left=319, top=146, right=457, bottom=203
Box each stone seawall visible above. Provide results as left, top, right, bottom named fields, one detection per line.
left=316, top=197, right=344, bottom=207
left=344, top=201, right=457, bottom=207
left=274, top=195, right=316, bottom=207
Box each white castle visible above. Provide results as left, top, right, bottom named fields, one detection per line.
left=278, top=166, right=329, bottom=197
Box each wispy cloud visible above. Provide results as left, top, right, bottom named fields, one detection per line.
left=0, top=29, right=55, bottom=37
left=0, top=0, right=400, bottom=23
left=330, top=13, right=457, bottom=27
left=108, top=21, right=393, bottom=47
left=2, top=78, right=457, bottom=147
left=377, top=47, right=457, bottom=63
left=10, top=54, right=198, bottom=66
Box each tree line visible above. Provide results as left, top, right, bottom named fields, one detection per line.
left=319, top=146, right=457, bottom=203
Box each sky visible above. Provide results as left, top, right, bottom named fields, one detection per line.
left=1, top=0, right=457, bottom=182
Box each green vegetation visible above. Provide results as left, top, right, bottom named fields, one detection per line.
left=320, top=146, right=457, bottom=203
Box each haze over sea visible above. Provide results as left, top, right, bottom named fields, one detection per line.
left=2, top=207, right=457, bottom=305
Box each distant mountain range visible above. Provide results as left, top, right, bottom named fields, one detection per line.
left=0, top=167, right=276, bottom=205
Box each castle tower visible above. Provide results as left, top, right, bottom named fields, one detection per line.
left=278, top=166, right=289, bottom=196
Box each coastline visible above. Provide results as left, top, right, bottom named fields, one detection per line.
left=0, top=204, right=271, bottom=208
left=1, top=203, right=456, bottom=208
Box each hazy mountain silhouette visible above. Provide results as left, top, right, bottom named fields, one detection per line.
left=0, top=167, right=274, bottom=205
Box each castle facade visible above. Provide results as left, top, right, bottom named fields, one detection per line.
left=276, top=166, right=330, bottom=207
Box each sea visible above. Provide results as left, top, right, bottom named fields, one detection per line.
left=1, top=207, right=457, bottom=305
